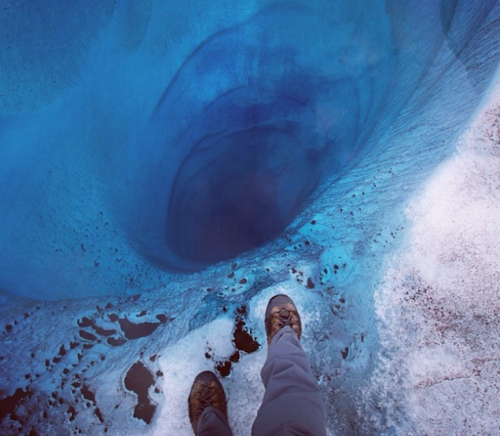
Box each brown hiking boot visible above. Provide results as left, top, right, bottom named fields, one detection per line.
left=188, top=371, right=228, bottom=434
left=265, top=294, right=302, bottom=344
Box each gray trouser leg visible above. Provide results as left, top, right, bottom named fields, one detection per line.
left=252, top=326, right=327, bottom=436
left=197, top=406, right=234, bottom=436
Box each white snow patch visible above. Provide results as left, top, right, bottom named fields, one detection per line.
left=154, top=317, right=235, bottom=435
left=371, top=71, right=500, bottom=434
left=152, top=281, right=322, bottom=436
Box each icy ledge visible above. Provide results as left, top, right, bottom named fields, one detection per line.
left=367, top=72, right=500, bottom=434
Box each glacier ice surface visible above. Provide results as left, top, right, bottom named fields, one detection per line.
left=1, top=1, right=500, bottom=434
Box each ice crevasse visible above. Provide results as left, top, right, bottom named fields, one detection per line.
left=0, top=0, right=499, bottom=434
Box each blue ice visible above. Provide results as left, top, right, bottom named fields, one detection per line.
left=0, top=0, right=499, bottom=434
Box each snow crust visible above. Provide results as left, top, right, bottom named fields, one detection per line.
left=370, top=74, right=500, bottom=435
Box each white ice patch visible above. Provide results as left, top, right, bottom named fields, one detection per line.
left=153, top=282, right=319, bottom=436
left=370, top=73, right=500, bottom=434
left=153, top=317, right=239, bottom=435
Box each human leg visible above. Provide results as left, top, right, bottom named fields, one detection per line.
left=196, top=406, right=234, bottom=436
left=252, top=295, right=327, bottom=436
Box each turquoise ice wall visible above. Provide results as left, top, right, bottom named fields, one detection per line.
left=1, top=0, right=498, bottom=299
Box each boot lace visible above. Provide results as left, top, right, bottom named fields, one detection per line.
left=274, top=308, right=296, bottom=328
left=193, top=385, right=227, bottom=422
